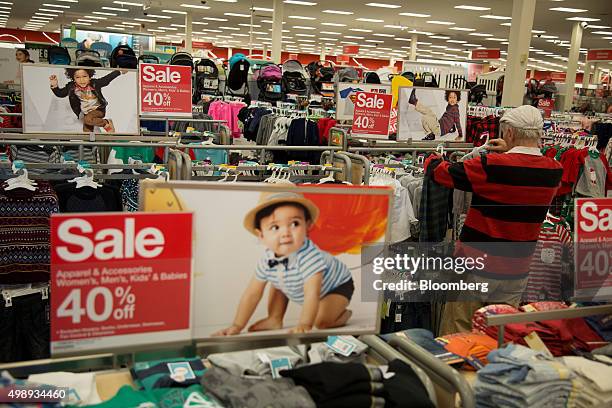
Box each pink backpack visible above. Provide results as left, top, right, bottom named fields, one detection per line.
left=259, top=65, right=282, bottom=82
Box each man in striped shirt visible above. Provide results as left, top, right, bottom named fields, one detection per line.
left=424, top=105, right=564, bottom=334
left=213, top=191, right=354, bottom=336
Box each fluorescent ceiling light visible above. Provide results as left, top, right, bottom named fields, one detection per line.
left=0, top=6, right=10, bottom=9
left=224, top=12, right=250, bottom=17
left=450, top=27, right=475, bottom=31
left=78, top=19, right=98, bottom=23
left=299, top=39, right=316, bottom=42
left=192, top=22, right=209, bottom=25
left=539, top=35, right=558, bottom=39
left=92, top=11, right=117, bottom=16
left=399, top=12, right=430, bottom=17
left=232, top=33, right=249, bottom=37
left=322, top=22, right=346, bottom=26
left=0, top=1, right=13, bottom=3
left=384, top=25, right=403, bottom=29
left=134, top=18, right=156, bottom=22
left=455, top=5, right=490, bottom=11
left=470, top=33, right=493, bottom=37
left=500, top=22, right=512, bottom=26
left=366, top=3, right=401, bottom=9
left=202, top=17, right=228, bottom=21
left=293, top=25, right=316, bottom=30
left=323, top=10, right=353, bottom=15
left=350, top=28, right=372, bottom=32
left=220, top=26, right=239, bottom=30
left=345, top=35, right=364, bottom=39
left=87, top=16, right=107, bottom=20
left=213, top=0, right=237, bottom=2
left=480, top=15, right=511, bottom=20
left=373, top=33, right=395, bottom=37
left=430, top=35, right=450, bottom=39
left=73, top=21, right=92, bottom=25
left=35, top=12, right=59, bottom=17
left=588, top=25, right=610, bottom=29
left=532, top=30, right=546, bottom=34
left=592, top=31, right=612, bottom=35
left=447, top=39, right=467, bottom=43
left=238, top=23, right=261, bottom=27
left=171, top=23, right=186, bottom=27
left=295, top=33, right=315, bottom=37
left=252, top=7, right=273, bottom=12
left=102, top=6, right=128, bottom=12
left=159, top=27, right=178, bottom=30
left=38, top=9, right=62, bottom=13
left=42, top=3, right=70, bottom=8
left=31, top=16, right=54, bottom=20
left=550, top=7, right=588, bottom=13
left=409, top=30, right=432, bottom=35
left=163, top=9, right=187, bottom=14
left=567, top=17, right=600, bottom=21
left=289, top=15, right=316, bottom=20
left=147, top=29, right=165, bottom=32
left=487, top=38, right=507, bottom=41
left=357, top=18, right=383, bottom=22
left=113, top=1, right=143, bottom=5
left=121, top=22, right=140, bottom=26
left=394, top=37, right=412, bottom=41
left=464, top=43, right=482, bottom=47
left=320, top=37, right=337, bottom=41
left=427, top=20, right=455, bottom=25
left=284, top=0, right=317, bottom=5
left=320, top=31, right=340, bottom=35
left=180, top=4, right=211, bottom=9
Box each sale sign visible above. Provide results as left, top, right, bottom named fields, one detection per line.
left=50, top=212, right=193, bottom=355
left=343, top=45, right=359, bottom=56
left=574, top=198, right=612, bottom=301
left=351, top=92, right=393, bottom=139
left=537, top=98, right=555, bottom=118
left=139, top=63, right=192, bottom=117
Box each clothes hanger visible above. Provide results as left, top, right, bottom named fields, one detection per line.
left=68, top=164, right=101, bottom=189
left=5, top=161, right=37, bottom=191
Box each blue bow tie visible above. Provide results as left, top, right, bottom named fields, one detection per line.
left=268, top=258, right=289, bottom=269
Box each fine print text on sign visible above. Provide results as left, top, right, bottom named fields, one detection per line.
left=139, top=63, right=192, bottom=117
left=50, top=212, right=193, bottom=354
left=351, top=92, right=393, bottom=139
left=575, top=198, right=612, bottom=300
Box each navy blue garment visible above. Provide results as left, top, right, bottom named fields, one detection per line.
left=285, top=118, right=320, bottom=163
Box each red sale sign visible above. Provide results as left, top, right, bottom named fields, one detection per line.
left=537, top=98, right=555, bottom=118
left=351, top=92, right=393, bottom=139
left=139, top=63, right=192, bottom=117
left=50, top=212, right=193, bottom=355
left=587, top=49, right=612, bottom=62
left=574, top=198, right=612, bottom=300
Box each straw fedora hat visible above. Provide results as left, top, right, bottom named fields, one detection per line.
left=243, top=191, right=320, bottom=235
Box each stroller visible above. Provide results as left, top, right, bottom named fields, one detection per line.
left=364, top=71, right=381, bottom=84
left=256, top=64, right=283, bottom=102
left=90, top=41, right=112, bottom=65
left=335, top=67, right=360, bottom=83
left=282, top=59, right=309, bottom=96
left=307, top=61, right=335, bottom=98
left=75, top=49, right=103, bottom=67
left=139, top=55, right=160, bottom=64
left=194, top=58, right=221, bottom=100
left=48, top=45, right=71, bottom=65
left=170, top=52, right=194, bottom=70
left=225, top=55, right=250, bottom=98
left=110, top=44, right=137, bottom=69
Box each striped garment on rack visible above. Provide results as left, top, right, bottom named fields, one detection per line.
left=9, top=146, right=60, bottom=175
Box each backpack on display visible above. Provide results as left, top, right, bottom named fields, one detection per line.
left=75, top=49, right=103, bottom=67
left=194, top=58, right=221, bottom=100
left=47, top=45, right=71, bottom=65
left=170, top=52, right=194, bottom=70
left=110, top=44, right=137, bottom=69
left=257, top=64, right=283, bottom=102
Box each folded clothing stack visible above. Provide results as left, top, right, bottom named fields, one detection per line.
left=308, top=337, right=369, bottom=364
left=380, top=329, right=464, bottom=365
left=561, top=356, right=612, bottom=408
left=475, top=344, right=575, bottom=408
left=281, top=361, right=435, bottom=408
left=207, top=346, right=305, bottom=377
left=436, top=332, right=498, bottom=370
left=201, top=366, right=316, bottom=408
left=130, top=357, right=206, bottom=390
left=472, top=304, right=604, bottom=356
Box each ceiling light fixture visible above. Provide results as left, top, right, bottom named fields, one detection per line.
left=427, top=20, right=455, bottom=25
left=288, top=15, right=316, bottom=20
left=284, top=0, right=317, bottom=5
left=549, top=7, right=588, bottom=13
left=134, top=18, right=157, bottom=22
left=454, top=5, right=490, bottom=11
left=180, top=4, right=211, bottom=9
left=202, top=17, right=228, bottom=21
left=480, top=15, right=511, bottom=20
left=92, top=11, right=117, bottom=16
left=399, top=12, right=430, bottom=17
left=566, top=17, right=600, bottom=22
left=450, top=27, right=475, bottom=31
left=113, top=1, right=143, bottom=5
left=357, top=18, right=384, bottom=22
left=321, top=22, right=346, bottom=26
left=366, top=3, right=401, bottom=9
left=224, top=12, right=250, bottom=17
left=430, top=35, right=450, bottom=39
left=42, top=3, right=70, bottom=8
left=323, top=10, right=353, bottom=15
left=101, top=6, right=128, bottom=12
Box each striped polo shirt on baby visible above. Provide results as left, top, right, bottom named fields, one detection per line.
left=255, top=238, right=352, bottom=304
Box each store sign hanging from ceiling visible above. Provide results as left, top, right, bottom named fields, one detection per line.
left=337, top=55, right=351, bottom=64
left=471, top=49, right=501, bottom=60
left=181, top=40, right=214, bottom=50
left=343, top=46, right=360, bottom=56
left=587, top=49, right=612, bottom=62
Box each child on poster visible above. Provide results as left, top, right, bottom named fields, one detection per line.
left=214, top=191, right=354, bottom=335
left=409, top=88, right=463, bottom=141
left=49, top=68, right=126, bottom=133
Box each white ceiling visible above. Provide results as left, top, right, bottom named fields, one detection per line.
left=2, top=0, right=612, bottom=71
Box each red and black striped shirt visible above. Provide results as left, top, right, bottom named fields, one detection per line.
left=425, top=149, right=563, bottom=279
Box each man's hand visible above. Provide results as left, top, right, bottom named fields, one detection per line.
left=485, top=139, right=509, bottom=153
left=289, top=324, right=312, bottom=334
left=49, top=75, right=58, bottom=88
left=120, top=69, right=128, bottom=75
left=211, top=324, right=242, bottom=336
